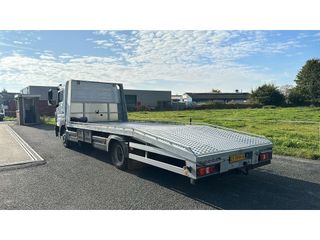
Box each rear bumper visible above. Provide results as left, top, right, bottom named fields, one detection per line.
left=195, top=159, right=271, bottom=180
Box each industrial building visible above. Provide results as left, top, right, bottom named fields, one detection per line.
left=0, top=92, right=18, bottom=117
left=182, top=92, right=250, bottom=105
left=20, top=85, right=172, bottom=114
left=124, top=89, right=171, bottom=111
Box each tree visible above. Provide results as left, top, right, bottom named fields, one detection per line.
left=251, top=84, right=285, bottom=106
left=1, top=88, right=8, bottom=93
left=279, top=84, right=293, bottom=98
left=295, top=59, right=320, bottom=105
left=287, top=87, right=306, bottom=106
left=211, top=88, right=221, bottom=93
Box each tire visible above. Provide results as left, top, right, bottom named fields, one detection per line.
left=62, top=133, right=71, bottom=148
left=110, top=141, right=128, bottom=170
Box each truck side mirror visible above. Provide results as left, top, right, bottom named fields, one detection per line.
left=48, top=89, right=54, bottom=106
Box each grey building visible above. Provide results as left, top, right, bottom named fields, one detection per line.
left=0, top=92, right=19, bottom=117
left=0, top=92, right=18, bottom=105
left=21, top=85, right=172, bottom=112
left=183, top=92, right=250, bottom=105
left=21, top=85, right=57, bottom=101
left=20, top=86, right=58, bottom=116
left=124, top=89, right=171, bottom=111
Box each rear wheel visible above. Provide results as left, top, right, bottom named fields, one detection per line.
left=110, top=141, right=128, bottom=170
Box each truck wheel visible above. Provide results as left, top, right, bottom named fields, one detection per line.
left=62, top=133, right=71, bottom=148
left=110, top=141, right=128, bottom=170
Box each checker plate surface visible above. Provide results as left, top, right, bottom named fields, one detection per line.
left=71, top=122, right=271, bottom=157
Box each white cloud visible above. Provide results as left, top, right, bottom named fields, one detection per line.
left=94, top=40, right=114, bottom=47
left=39, top=55, right=56, bottom=60
left=0, top=41, right=34, bottom=50
left=59, top=55, right=73, bottom=59
left=0, top=53, right=278, bottom=93
left=13, top=40, right=23, bottom=44
left=0, top=31, right=306, bottom=93
left=68, top=56, right=117, bottom=64
left=12, top=40, right=31, bottom=45
left=92, top=31, right=301, bottom=66
left=94, top=30, right=109, bottom=35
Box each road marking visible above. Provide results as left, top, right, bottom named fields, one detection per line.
left=5, top=125, right=44, bottom=162
left=5, top=126, right=35, bottom=161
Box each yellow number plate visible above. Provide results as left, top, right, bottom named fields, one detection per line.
left=230, top=153, right=246, bottom=163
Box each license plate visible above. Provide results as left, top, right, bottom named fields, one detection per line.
left=230, top=153, right=246, bottom=163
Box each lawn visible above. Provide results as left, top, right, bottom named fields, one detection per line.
left=129, top=107, right=320, bottom=160
left=3, top=116, right=16, bottom=121
left=40, top=116, right=56, bottom=125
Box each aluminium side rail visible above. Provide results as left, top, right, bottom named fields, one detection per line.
left=130, top=119, right=269, bottom=140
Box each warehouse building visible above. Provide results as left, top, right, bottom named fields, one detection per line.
left=182, top=92, right=250, bottom=105
left=124, top=89, right=171, bottom=111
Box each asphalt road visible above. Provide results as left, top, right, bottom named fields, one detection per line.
left=0, top=124, right=320, bottom=209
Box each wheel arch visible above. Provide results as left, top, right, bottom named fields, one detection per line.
left=107, top=135, right=128, bottom=157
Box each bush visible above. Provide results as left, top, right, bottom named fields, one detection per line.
left=251, top=84, right=285, bottom=106
left=192, top=102, right=262, bottom=110
left=287, top=87, right=307, bottom=106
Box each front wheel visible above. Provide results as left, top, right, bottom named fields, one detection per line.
left=110, top=141, right=128, bottom=170
left=62, top=133, right=71, bottom=148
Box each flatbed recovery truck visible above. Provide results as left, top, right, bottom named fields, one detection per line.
left=48, top=79, right=272, bottom=184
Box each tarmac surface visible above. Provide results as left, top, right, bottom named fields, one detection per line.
left=0, top=123, right=320, bottom=210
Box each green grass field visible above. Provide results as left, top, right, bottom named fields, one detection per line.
left=129, top=107, right=320, bottom=160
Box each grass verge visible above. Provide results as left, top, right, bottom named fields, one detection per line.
left=3, top=116, right=16, bottom=121
left=40, top=116, right=56, bottom=125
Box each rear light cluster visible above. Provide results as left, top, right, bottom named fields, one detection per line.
left=197, top=164, right=219, bottom=177
left=259, top=151, right=272, bottom=161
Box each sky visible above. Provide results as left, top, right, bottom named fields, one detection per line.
left=0, top=30, right=319, bottom=94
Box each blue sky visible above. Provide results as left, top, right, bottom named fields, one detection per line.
left=0, top=30, right=320, bottom=94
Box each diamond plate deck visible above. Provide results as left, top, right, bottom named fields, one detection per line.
left=69, top=121, right=272, bottom=159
